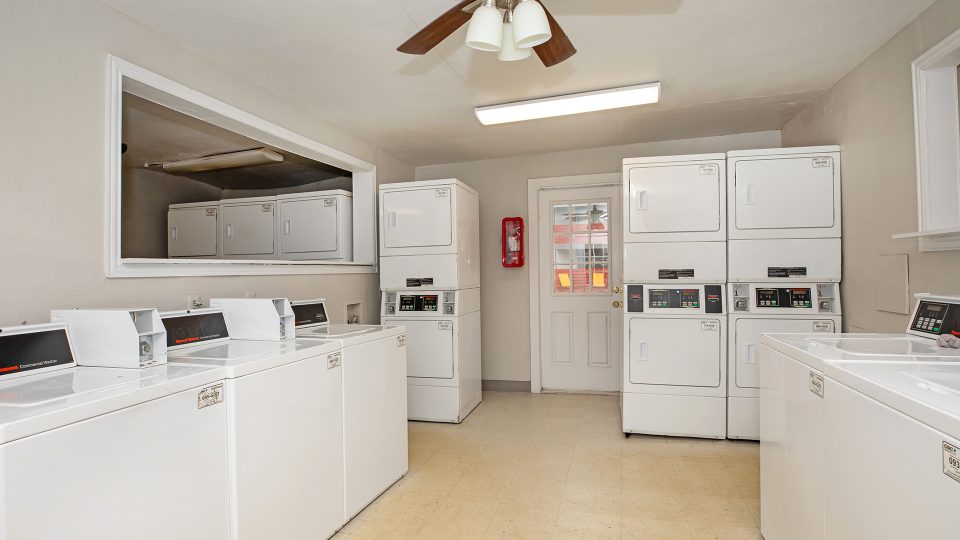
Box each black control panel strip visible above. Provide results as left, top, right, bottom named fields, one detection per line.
left=0, top=328, right=75, bottom=377
left=163, top=313, right=230, bottom=347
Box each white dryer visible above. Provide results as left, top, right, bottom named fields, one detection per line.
left=623, top=284, right=727, bottom=439
left=276, top=190, right=353, bottom=261
left=727, top=146, right=842, bottom=282
left=727, top=283, right=841, bottom=440
left=378, top=179, right=479, bottom=290
left=162, top=308, right=346, bottom=540
left=623, top=154, right=727, bottom=283
left=381, top=289, right=482, bottom=423
left=0, top=323, right=231, bottom=540
left=291, top=300, right=409, bottom=521
left=219, top=195, right=278, bottom=260
left=168, top=200, right=219, bottom=258
left=759, top=294, right=960, bottom=540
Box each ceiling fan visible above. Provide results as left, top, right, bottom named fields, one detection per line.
left=398, top=0, right=577, bottom=67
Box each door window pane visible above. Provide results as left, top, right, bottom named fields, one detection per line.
left=551, top=201, right=611, bottom=294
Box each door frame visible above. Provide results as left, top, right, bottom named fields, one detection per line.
left=527, top=173, right=622, bottom=393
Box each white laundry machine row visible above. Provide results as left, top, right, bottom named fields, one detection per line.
left=622, top=154, right=727, bottom=283
left=726, top=146, right=841, bottom=283
left=290, top=299, right=409, bottom=520
left=759, top=294, right=960, bottom=540
left=381, top=288, right=482, bottom=423
left=378, top=179, right=479, bottom=290
left=169, top=190, right=353, bottom=261
left=162, top=307, right=347, bottom=540
left=0, top=322, right=232, bottom=540
left=726, top=283, right=841, bottom=440
left=623, top=284, right=728, bottom=439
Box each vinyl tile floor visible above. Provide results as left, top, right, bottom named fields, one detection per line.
left=334, top=391, right=761, bottom=539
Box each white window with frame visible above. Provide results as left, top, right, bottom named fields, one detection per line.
left=895, top=28, right=960, bottom=251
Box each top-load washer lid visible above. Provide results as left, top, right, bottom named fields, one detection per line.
left=0, top=363, right=225, bottom=444
left=167, top=338, right=340, bottom=379
left=829, top=362, right=960, bottom=439
left=761, top=333, right=960, bottom=373
left=805, top=334, right=960, bottom=357
left=296, top=324, right=382, bottom=339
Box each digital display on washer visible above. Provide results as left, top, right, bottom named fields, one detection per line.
left=756, top=288, right=812, bottom=308
left=0, top=328, right=75, bottom=378
left=399, top=295, right=439, bottom=312
left=649, top=289, right=700, bottom=309
left=910, top=301, right=957, bottom=335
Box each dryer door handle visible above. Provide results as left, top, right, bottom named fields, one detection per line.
left=387, top=210, right=398, bottom=228
left=226, top=224, right=234, bottom=238
left=171, top=226, right=177, bottom=241
left=745, top=184, right=756, bottom=205
left=745, top=343, right=756, bottom=364
left=635, top=190, right=648, bottom=210
left=638, top=342, right=648, bottom=361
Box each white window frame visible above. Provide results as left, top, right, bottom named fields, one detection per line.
left=894, top=28, right=960, bottom=251
left=107, top=55, right=378, bottom=277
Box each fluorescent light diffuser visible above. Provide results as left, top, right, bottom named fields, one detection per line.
left=475, top=82, right=661, bottom=125
left=162, top=148, right=283, bottom=173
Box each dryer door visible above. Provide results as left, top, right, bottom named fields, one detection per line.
left=628, top=317, right=721, bottom=387
left=221, top=202, right=276, bottom=256
left=627, top=163, right=721, bottom=234
left=169, top=206, right=218, bottom=257
left=383, top=318, right=454, bottom=379
left=733, top=156, right=836, bottom=231
left=734, top=318, right=835, bottom=389
left=381, top=187, right=453, bottom=249
left=279, top=197, right=339, bottom=255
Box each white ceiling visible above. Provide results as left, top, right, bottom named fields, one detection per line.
left=101, top=0, right=936, bottom=165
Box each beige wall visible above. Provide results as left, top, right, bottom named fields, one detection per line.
left=0, top=0, right=413, bottom=326
left=781, top=0, right=960, bottom=333
left=415, top=131, right=782, bottom=383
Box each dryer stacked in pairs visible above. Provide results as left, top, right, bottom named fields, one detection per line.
left=378, top=179, right=482, bottom=424
left=621, top=146, right=843, bottom=440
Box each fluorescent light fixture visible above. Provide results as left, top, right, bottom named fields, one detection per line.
left=475, top=82, right=661, bottom=125
left=162, top=148, right=283, bottom=173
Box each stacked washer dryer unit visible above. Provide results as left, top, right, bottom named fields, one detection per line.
left=621, top=154, right=728, bottom=439
left=378, top=179, right=481, bottom=424
left=726, top=146, right=843, bottom=440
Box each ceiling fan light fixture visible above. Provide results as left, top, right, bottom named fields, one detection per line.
left=474, top=82, right=661, bottom=125
left=512, top=0, right=551, bottom=48
left=497, top=6, right=532, bottom=62
left=465, top=0, right=504, bottom=52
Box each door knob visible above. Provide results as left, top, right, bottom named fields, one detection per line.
left=613, top=286, right=622, bottom=294
left=613, top=301, right=623, bottom=308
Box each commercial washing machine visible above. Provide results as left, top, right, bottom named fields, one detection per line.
left=0, top=322, right=231, bottom=540
left=759, top=294, right=960, bottom=540
left=381, top=289, right=481, bottom=423
left=162, top=307, right=347, bottom=540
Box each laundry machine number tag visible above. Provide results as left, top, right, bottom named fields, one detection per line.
left=205, top=208, right=217, bottom=217
left=701, top=321, right=719, bottom=331
left=327, top=352, right=342, bottom=369
left=812, top=157, right=832, bottom=168
left=809, top=372, right=824, bottom=398
left=261, top=203, right=274, bottom=213
left=813, top=321, right=833, bottom=332
left=197, top=384, right=225, bottom=409
left=699, top=165, right=719, bottom=175
left=943, top=442, right=960, bottom=484
left=439, top=322, right=453, bottom=330
left=435, top=189, right=449, bottom=198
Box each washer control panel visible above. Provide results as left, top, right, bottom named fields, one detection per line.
left=626, top=285, right=724, bottom=314
left=756, top=288, right=812, bottom=308
left=383, top=290, right=462, bottom=316
left=399, top=294, right=439, bottom=312
left=910, top=301, right=959, bottom=336
left=731, top=283, right=839, bottom=314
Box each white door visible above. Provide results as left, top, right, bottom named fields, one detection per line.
left=381, top=187, right=453, bottom=249
left=539, top=185, right=622, bottom=392
left=628, top=317, right=722, bottom=387
left=168, top=206, right=218, bottom=257
left=279, top=197, right=339, bottom=255
left=734, top=156, right=836, bottom=230
left=382, top=318, right=454, bottom=379
left=221, top=202, right=276, bottom=256
left=734, top=318, right=835, bottom=389
left=626, top=163, right=721, bottom=234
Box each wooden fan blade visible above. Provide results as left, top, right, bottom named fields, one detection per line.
left=398, top=0, right=476, bottom=55
left=533, top=1, right=577, bottom=67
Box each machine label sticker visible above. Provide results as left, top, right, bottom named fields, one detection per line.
left=205, top=208, right=217, bottom=217
left=813, top=321, right=834, bottom=332
left=809, top=372, right=824, bottom=398
left=768, top=267, right=807, bottom=278
left=436, top=189, right=449, bottom=198
left=658, top=269, right=695, bottom=280
left=324, top=199, right=335, bottom=207
left=261, top=203, right=274, bottom=213
left=701, top=321, right=719, bottom=331
left=942, top=442, right=960, bottom=483
left=327, top=352, right=342, bottom=369
left=812, top=157, right=832, bottom=168
left=699, top=165, right=719, bottom=175
left=397, top=335, right=406, bottom=347
left=197, top=384, right=224, bottom=409
left=439, top=322, right=453, bottom=330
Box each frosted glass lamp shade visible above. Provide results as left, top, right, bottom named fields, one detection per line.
left=497, top=23, right=532, bottom=61
left=465, top=3, right=504, bottom=52
left=512, top=0, right=551, bottom=48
